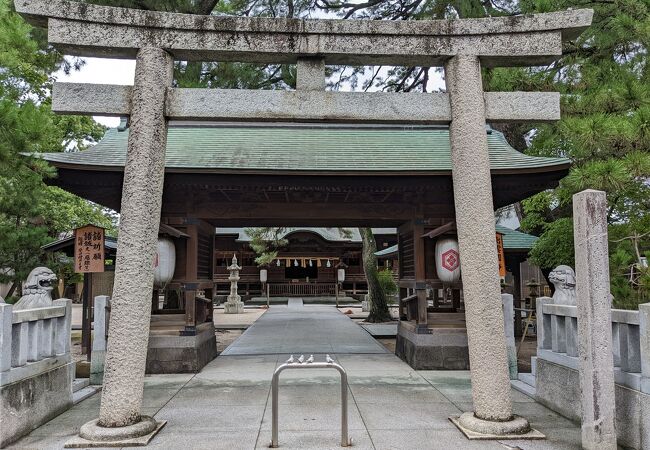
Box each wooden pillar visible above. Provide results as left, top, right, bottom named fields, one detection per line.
left=184, top=289, right=196, bottom=330
left=413, top=223, right=428, bottom=333
left=510, top=256, right=524, bottom=337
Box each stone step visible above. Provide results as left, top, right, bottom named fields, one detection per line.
left=518, top=372, right=536, bottom=387
left=72, top=378, right=89, bottom=393
left=72, top=385, right=101, bottom=405
left=511, top=380, right=536, bottom=398
left=531, top=356, right=538, bottom=376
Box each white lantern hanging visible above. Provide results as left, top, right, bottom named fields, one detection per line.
left=337, top=268, right=346, bottom=283
left=154, top=237, right=176, bottom=288
left=260, top=269, right=268, bottom=283
left=434, top=237, right=461, bottom=284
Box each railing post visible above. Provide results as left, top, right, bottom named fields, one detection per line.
left=52, top=299, right=72, bottom=355
left=536, top=297, right=553, bottom=351
left=0, top=303, right=12, bottom=373
left=638, top=303, right=650, bottom=393
left=91, top=296, right=110, bottom=385
left=573, top=189, right=616, bottom=449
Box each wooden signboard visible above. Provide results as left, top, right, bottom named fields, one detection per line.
left=74, top=224, right=105, bottom=273
left=495, top=232, right=506, bottom=277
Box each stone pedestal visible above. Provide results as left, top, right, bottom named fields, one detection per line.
left=573, top=189, right=617, bottom=449
left=146, top=322, right=217, bottom=373
left=395, top=321, right=469, bottom=370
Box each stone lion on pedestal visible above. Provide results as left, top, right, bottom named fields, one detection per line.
left=549, top=265, right=577, bottom=306
left=13, top=267, right=58, bottom=310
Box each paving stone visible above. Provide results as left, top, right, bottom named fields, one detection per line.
left=222, top=306, right=387, bottom=356
left=147, top=430, right=259, bottom=450
left=350, top=383, right=449, bottom=404
left=260, top=402, right=366, bottom=431
left=356, top=402, right=462, bottom=430
left=369, top=429, right=505, bottom=450
left=166, top=384, right=270, bottom=407
left=256, top=429, right=374, bottom=450
left=155, top=404, right=265, bottom=433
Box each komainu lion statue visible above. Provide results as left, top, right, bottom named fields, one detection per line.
left=549, top=265, right=577, bottom=306
left=13, top=267, right=58, bottom=310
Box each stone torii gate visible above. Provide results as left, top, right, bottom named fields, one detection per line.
left=15, top=0, right=592, bottom=445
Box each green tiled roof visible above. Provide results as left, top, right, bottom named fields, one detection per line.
left=496, top=225, right=539, bottom=250
left=374, top=226, right=538, bottom=257
left=39, top=124, right=569, bottom=174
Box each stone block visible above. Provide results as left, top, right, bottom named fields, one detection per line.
left=395, top=323, right=469, bottom=370
left=0, top=361, right=74, bottom=448
left=145, top=323, right=217, bottom=374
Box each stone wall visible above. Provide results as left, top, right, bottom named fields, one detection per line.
left=536, top=358, right=650, bottom=449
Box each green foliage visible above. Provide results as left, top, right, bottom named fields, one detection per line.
left=527, top=218, right=575, bottom=270
left=507, top=0, right=650, bottom=308
left=0, top=0, right=115, bottom=288
left=245, top=227, right=289, bottom=266
left=377, top=269, right=398, bottom=298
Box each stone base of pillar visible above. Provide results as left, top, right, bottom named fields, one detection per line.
left=450, top=412, right=544, bottom=440
left=224, top=301, right=244, bottom=314
left=65, top=416, right=166, bottom=448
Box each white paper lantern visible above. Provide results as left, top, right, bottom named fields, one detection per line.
left=260, top=269, right=268, bottom=283
left=153, top=237, right=176, bottom=288
left=337, top=268, right=346, bottom=283
left=435, top=237, right=461, bottom=284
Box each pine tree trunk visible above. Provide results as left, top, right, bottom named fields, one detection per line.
left=359, top=227, right=391, bottom=323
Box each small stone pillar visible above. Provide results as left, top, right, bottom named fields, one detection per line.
left=77, top=47, right=173, bottom=444
left=502, top=294, right=518, bottom=380
left=573, top=189, right=617, bottom=449
left=90, top=295, right=110, bottom=385
left=224, top=255, right=244, bottom=314
left=445, top=55, right=530, bottom=437
left=296, top=57, right=326, bottom=91
left=639, top=303, right=650, bottom=394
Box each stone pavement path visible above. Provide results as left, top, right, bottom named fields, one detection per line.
left=221, top=304, right=388, bottom=356
left=8, top=306, right=581, bottom=450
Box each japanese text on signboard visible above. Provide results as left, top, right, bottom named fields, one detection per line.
left=74, top=225, right=105, bottom=273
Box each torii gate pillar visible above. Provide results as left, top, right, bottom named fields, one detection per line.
left=445, top=55, right=536, bottom=437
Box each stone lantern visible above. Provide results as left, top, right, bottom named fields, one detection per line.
left=225, top=254, right=244, bottom=314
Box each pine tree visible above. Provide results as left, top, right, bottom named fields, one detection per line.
left=0, top=0, right=113, bottom=296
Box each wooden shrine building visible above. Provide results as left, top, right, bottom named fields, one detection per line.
left=38, top=122, right=569, bottom=371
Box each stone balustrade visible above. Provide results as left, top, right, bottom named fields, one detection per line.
left=536, top=296, right=648, bottom=392
left=0, top=299, right=72, bottom=386
left=0, top=299, right=74, bottom=448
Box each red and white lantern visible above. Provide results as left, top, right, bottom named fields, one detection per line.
left=435, top=237, right=461, bottom=284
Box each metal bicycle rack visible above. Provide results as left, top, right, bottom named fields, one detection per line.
left=270, top=354, right=351, bottom=448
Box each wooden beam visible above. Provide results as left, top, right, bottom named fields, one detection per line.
left=422, top=221, right=456, bottom=239
left=53, top=83, right=561, bottom=124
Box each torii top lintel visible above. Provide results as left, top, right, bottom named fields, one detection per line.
left=15, top=0, right=592, bottom=67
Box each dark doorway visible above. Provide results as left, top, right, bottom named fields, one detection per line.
left=285, top=264, right=318, bottom=280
